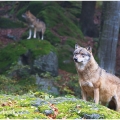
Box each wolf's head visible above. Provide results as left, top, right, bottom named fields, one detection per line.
left=73, top=44, right=92, bottom=71
left=22, top=10, right=36, bottom=23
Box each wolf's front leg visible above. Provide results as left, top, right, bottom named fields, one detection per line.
left=94, top=88, right=99, bottom=104
left=81, top=87, right=87, bottom=101
left=27, top=29, right=32, bottom=39
left=33, top=28, right=37, bottom=38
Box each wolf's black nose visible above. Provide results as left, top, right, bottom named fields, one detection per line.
left=74, top=58, right=78, bottom=62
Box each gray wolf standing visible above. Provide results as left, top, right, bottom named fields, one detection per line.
left=73, top=44, right=120, bottom=111
left=22, top=10, right=46, bottom=40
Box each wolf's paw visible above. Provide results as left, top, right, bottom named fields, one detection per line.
left=33, top=35, right=36, bottom=38
left=27, top=37, right=31, bottom=39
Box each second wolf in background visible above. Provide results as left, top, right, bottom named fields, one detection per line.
left=22, top=10, right=46, bottom=40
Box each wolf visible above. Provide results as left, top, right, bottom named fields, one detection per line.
left=73, top=44, right=120, bottom=111
left=22, top=10, right=46, bottom=40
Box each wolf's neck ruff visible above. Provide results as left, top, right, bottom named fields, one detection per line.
left=76, top=57, right=101, bottom=81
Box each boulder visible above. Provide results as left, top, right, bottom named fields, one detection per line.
left=35, top=74, right=59, bottom=95
left=34, top=52, right=58, bottom=76
left=8, top=50, right=58, bottom=79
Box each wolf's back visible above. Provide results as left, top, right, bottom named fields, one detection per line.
left=34, top=20, right=46, bottom=32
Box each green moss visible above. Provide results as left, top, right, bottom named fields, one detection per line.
left=16, top=6, right=28, bottom=21
left=38, top=97, right=120, bottom=119
left=45, top=30, right=60, bottom=45
left=66, top=38, right=76, bottom=48
left=0, top=17, right=25, bottom=28
left=37, top=4, right=83, bottom=39
left=27, top=1, right=46, bottom=15
left=0, top=40, right=56, bottom=74
left=57, top=45, right=76, bottom=73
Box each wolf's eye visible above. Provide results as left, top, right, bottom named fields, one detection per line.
left=81, top=53, right=85, bottom=57
left=74, top=52, right=78, bottom=55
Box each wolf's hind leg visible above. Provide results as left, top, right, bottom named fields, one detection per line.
left=33, top=28, right=37, bottom=38
left=27, top=29, right=32, bottom=39
left=41, top=29, right=45, bottom=40
left=41, top=32, right=44, bottom=40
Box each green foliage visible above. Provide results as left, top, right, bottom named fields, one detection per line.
left=0, top=40, right=56, bottom=74
left=45, top=30, right=61, bottom=45
left=0, top=17, right=25, bottom=28
left=66, top=38, right=76, bottom=48
left=16, top=6, right=28, bottom=21
left=64, top=1, right=82, bottom=18
left=0, top=75, right=37, bottom=95
left=37, top=4, right=83, bottom=39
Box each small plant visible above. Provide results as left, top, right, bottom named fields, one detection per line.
left=40, top=72, right=52, bottom=78
left=7, top=61, right=30, bottom=80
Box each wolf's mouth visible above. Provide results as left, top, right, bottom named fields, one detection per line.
left=74, top=59, right=83, bottom=64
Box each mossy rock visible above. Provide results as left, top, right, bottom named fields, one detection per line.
left=38, top=96, right=120, bottom=119
left=0, top=40, right=56, bottom=74
left=0, top=17, right=25, bottom=28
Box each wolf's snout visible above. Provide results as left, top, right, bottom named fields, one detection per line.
left=74, top=58, right=78, bottom=62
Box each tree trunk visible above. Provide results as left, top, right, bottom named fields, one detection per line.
left=80, top=1, right=99, bottom=37
left=98, top=1, right=120, bottom=74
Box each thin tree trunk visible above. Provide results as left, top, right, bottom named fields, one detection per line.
left=98, top=1, right=120, bottom=74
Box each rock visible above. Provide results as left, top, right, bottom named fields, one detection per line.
left=35, top=74, right=59, bottom=95
left=34, top=52, right=58, bottom=76
left=7, top=34, right=17, bottom=41
left=44, top=110, right=53, bottom=116
left=32, top=98, right=47, bottom=107
left=9, top=50, right=58, bottom=78
left=83, top=113, right=102, bottom=119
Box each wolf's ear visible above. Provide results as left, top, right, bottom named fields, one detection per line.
left=86, top=46, right=92, bottom=53
left=75, top=44, right=81, bottom=49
